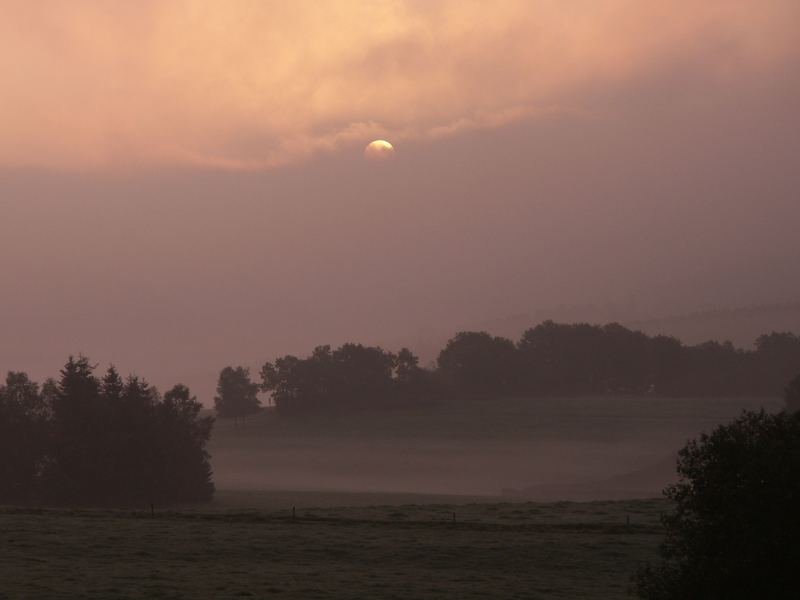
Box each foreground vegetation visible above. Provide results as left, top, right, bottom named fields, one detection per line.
left=0, top=495, right=667, bottom=599
left=635, top=409, right=800, bottom=599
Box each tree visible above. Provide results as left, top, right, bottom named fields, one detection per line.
left=0, top=372, right=48, bottom=503
left=437, top=331, right=518, bottom=395
left=261, top=344, right=434, bottom=413
left=755, top=333, right=800, bottom=395
left=785, top=374, right=800, bottom=412
left=154, top=384, right=215, bottom=502
left=634, top=410, right=800, bottom=599
left=214, top=366, right=260, bottom=420
left=44, top=356, right=104, bottom=503
left=395, top=347, right=420, bottom=384
left=647, top=335, right=686, bottom=395
left=394, top=347, right=435, bottom=400
left=518, top=321, right=606, bottom=394
left=330, top=343, right=396, bottom=406
left=25, top=357, right=217, bottom=506
left=599, top=322, right=651, bottom=393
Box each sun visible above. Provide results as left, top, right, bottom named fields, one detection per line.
left=364, top=140, right=394, bottom=160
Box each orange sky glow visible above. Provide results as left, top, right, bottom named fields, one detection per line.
left=2, top=1, right=797, bottom=170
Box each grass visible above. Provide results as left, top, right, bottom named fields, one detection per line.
left=0, top=493, right=668, bottom=599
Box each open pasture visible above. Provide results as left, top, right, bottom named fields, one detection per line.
left=0, top=495, right=667, bottom=599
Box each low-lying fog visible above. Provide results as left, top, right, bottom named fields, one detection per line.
left=209, top=396, right=782, bottom=501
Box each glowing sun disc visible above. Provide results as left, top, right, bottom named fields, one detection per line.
left=364, top=139, right=395, bottom=160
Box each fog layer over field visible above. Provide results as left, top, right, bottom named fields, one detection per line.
left=209, top=396, right=781, bottom=500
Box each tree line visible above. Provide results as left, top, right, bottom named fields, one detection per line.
left=439, top=322, right=800, bottom=397
left=214, top=345, right=433, bottom=416
left=215, top=321, right=800, bottom=416
left=0, top=357, right=213, bottom=506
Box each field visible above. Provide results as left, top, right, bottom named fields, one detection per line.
left=0, top=493, right=668, bottom=599
left=1, top=395, right=780, bottom=598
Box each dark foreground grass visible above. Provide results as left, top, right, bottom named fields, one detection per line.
left=0, top=497, right=667, bottom=599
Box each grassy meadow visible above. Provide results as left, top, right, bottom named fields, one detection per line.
left=1, top=493, right=668, bottom=599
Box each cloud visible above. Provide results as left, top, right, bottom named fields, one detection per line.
left=1, top=0, right=797, bottom=170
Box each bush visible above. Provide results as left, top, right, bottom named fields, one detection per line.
left=634, top=410, right=800, bottom=599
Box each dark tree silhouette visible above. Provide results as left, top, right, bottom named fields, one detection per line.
left=646, top=335, right=685, bottom=395
left=256, top=323, right=799, bottom=413
left=518, top=321, right=685, bottom=395
left=154, top=384, right=215, bottom=502
left=755, top=333, right=800, bottom=395
left=45, top=356, right=104, bottom=503
left=518, top=321, right=606, bottom=394
left=395, top=347, right=420, bottom=383
left=0, top=372, right=48, bottom=503
left=437, top=331, right=518, bottom=395
left=599, top=323, right=651, bottom=393
left=261, top=344, right=432, bottom=413
left=1, top=357, right=215, bottom=506
left=394, top=347, right=435, bottom=399
left=785, top=374, right=800, bottom=412
left=329, top=343, right=396, bottom=406
left=214, top=366, right=260, bottom=420
left=634, top=410, right=800, bottom=599
left=261, top=346, right=339, bottom=413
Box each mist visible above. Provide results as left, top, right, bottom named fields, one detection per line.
left=208, top=395, right=784, bottom=500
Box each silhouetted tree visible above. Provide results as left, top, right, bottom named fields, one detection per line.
left=0, top=356, right=219, bottom=506
left=677, top=340, right=748, bottom=396
left=437, top=331, right=518, bottom=395
left=646, top=335, right=685, bottom=395
left=0, top=372, right=48, bottom=503
left=395, top=348, right=419, bottom=383
left=44, top=356, right=104, bottom=503
left=394, top=347, right=436, bottom=399
left=520, top=322, right=631, bottom=393
left=261, top=346, right=339, bottom=413
left=785, top=374, right=800, bottom=412
left=330, top=343, right=396, bottom=406
left=214, top=366, right=260, bottom=420
left=754, top=332, right=800, bottom=395
left=101, top=365, right=124, bottom=403
left=634, top=410, right=800, bottom=599
left=599, top=323, right=651, bottom=393
left=518, top=321, right=605, bottom=394
left=261, top=344, right=433, bottom=413
left=154, top=384, right=214, bottom=502
left=258, top=323, right=799, bottom=412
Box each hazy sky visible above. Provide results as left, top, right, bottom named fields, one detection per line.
left=1, top=1, right=799, bottom=401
